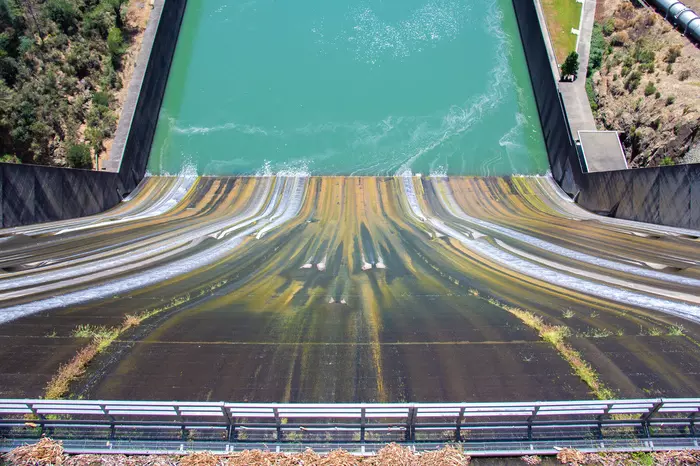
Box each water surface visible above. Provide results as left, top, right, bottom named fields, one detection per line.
left=148, top=0, right=548, bottom=175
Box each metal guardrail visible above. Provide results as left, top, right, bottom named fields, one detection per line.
left=1, top=398, right=698, bottom=454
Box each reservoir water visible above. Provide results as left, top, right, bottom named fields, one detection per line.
left=147, top=0, right=548, bottom=176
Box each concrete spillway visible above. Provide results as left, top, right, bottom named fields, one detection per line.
left=0, top=176, right=699, bottom=402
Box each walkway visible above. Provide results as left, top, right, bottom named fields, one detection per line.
left=558, top=0, right=597, bottom=139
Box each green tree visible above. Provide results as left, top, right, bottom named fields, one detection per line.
left=561, top=51, right=579, bottom=81
left=44, top=0, right=79, bottom=34
left=66, top=142, right=92, bottom=168
left=106, top=25, right=122, bottom=57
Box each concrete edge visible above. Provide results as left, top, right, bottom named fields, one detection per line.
left=105, top=0, right=166, bottom=173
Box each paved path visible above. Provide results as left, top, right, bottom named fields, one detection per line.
left=558, top=0, right=597, bottom=139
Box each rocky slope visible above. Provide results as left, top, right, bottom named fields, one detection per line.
left=591, top=0, right=700, bottom=167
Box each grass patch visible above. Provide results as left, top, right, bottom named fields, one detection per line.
left=487, top=298, right=615, bottom=400
left=44, top=291, right=204, bottom=399
left=541, top=0, right=583, bottom=63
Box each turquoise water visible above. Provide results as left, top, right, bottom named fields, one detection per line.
left=147, top=0, right=548, bottom=176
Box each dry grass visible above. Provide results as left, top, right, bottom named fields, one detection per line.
left=490, top=300, right=615, bottom=400
left=3, top=437, right=64, bottom=465
left=4, top=441, right=470, bottom=466
left=45, top=342, right=101, bottom=399
left=6, top=441, right=700, bottom=465
left=46, top=299, right=188, bottom=399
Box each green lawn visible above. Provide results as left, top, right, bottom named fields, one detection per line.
left=541, top=0, right=584, bottom=64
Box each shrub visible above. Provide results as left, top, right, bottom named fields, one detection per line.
left=660, top=156, right=674, bottom=166
left=678, top=69, right=690, bottom=81
left=666, top=95, right=675, bottom=105
left=588, top=23, right=606, bottom=73
left=0, top=153, right=20, bottom=163
left=665, top=45, right=681, bottom=64
left=624, top=71, right=642, bottom=92
left=92, top=90, right=110, bottom=107
left=107, top=26, right=124, bottom=57
left=66, top=143, right=92, bottom=169
left=610, top=31, right=628, bottom=46
left=602, top=18, right=615, bottom=36
left=654, top=91, right=660, bottom=99
left=586, top=78, right=598, bottom=111
left=644, top=82, right=656, bottom=97
left=561, top=51, right=579, bottom=80
left=44, top=0, right=79, bottom=34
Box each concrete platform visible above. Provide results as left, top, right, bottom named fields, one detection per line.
left=578, top=130, right=628, bottom=172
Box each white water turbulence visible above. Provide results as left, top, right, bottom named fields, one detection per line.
left=401, top=177, right=700, bottom=324
left=0, top=176, right=308, bottom=325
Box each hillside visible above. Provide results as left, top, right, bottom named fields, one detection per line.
left=0, top=0, right=150, bottom=169
left=590, top=0, right=700, bottom=167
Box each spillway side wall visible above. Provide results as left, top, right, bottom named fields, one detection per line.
left=0, top=0, right=187, bottom=228
left=512, top=0, right=700, bottom=229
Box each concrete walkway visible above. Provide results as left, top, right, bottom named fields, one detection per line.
left=558, top=0, right=597, bottom=139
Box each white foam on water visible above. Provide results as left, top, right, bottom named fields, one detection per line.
left=345, top=0, right=470, bottom=64
left=394, top=0, right=512, bottom=175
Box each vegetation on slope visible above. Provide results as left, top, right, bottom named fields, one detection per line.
left=589, top=1, right=700, bottom=167
left=0, top=0, right=145, bottom=168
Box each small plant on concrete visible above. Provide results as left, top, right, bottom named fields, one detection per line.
left=668, top=324, right=685, bottom=336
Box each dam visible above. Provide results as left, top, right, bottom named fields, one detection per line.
left=1, top=0, right=700, bottom=417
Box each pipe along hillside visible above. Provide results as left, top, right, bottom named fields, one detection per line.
left=0, top=175, right=699, bottom=402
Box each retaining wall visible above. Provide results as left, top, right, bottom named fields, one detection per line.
left=0, top=0, right=188, bottom=228
left=512, top=0, right=700, bottom=230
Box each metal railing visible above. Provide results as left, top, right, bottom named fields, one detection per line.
left=1, top=398, right=698, bottom=455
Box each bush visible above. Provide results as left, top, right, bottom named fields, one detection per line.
left=678, top=69, right=690, bottom=81
left=586, top=78, right=598, bottom=111
left=625, top=71, right=642, bottom=92
left=44, top=0, right=79, bottom=34
left=561, top=51, right=579, bottom=80
left=665, top=45, right=681, bottom=64
left=660, top=156, right=674, bottom=166
left=107, top=26, right=124, bottom=57
left=588, top=24, right=606, bottom=74
left=644, top=82, right=656, bottom=97
left=92, top=90, right=110, bottom=107
left=654, top=91, right=660, bottom=99
left=66, top=143, right=93, bottom=168
left=602, top=18, right=615, bottom=36
left=666, top=95, right=675, bottom=106
left=0, top=153, right=20, bottom=163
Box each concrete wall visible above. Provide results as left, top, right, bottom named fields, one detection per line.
left=0, top=0, right=188, bottom=228
left=512, top=0, right=700, bottom=230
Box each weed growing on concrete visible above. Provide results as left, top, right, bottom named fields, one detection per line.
left=45, top=289, right=209, bottom=399
left=490, top=300, right=615, bottom=400
left=668, top=324, right=685, bottom=336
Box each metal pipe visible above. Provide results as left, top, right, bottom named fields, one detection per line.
left=650, top=0, right=700, bottom=42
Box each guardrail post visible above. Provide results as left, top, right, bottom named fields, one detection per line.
left=527, top=407, right=539, bottom=441
left=221, top=404, right=235, bottom=442
left=26, top=402, right=45, bottom=436
left=641, top=400, right=664, bottom=438
left=273, top=407, right=282, bottom=442
left=360, top=407, right=366, bottom=443
left=456, top=407, right=465, bottom=442
left=99, top=404, right=115, bottom=440
left=405, top=405, right=416, bottom=443
left=174, top=405, right=186, bottom=441
left=689, top=411, right=696, bottom=437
